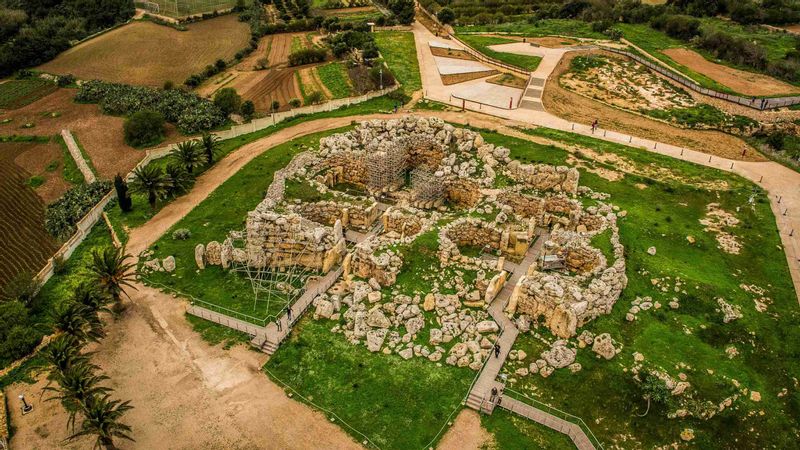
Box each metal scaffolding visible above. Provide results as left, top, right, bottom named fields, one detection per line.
left=411, top=167, right=445, bottom=202
left=365, top=144, right=407, bottom=193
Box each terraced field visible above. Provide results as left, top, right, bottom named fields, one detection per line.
left=0, top=79, right=58, bottom=110
left=0, top=141, right=60, bottom=293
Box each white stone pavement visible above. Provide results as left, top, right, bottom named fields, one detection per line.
left=411, top=21, right=800, bottom=302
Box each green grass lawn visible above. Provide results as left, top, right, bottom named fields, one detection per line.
left=264, top=317, right=475, bottom=449
left=375, top=31, right=422, bottom=92
left=455, top=35, right=542, bottom=71
left=317, top=62, right=353, bottom=99
left=489, top=127, right=800, bottom=448
left=699, top=18, right=800, bottom=63
left=455, top=19, right=608, bottom=40
left=141, top=127, right=351, bottom=322
left=0, top=79, right=58, bottom=109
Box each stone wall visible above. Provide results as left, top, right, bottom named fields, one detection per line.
left=202, top=211, right=346, bottom=273
left=289, top=200, right=379, bottom=232
left=439, top=217, right=532, bottom=265
left=505, top=160, right=580, bottom=194
left=382, top=207, right=425, bottom=237
left=347, top=238, right=403, bottom=286
left=507, top=213, right=626, bottom=338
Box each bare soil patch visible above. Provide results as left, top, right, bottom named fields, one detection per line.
left=13, top=140, right=71, bottom=203
left=0, top=142, right=59, bottom=290
left=487, top=73, right=528, bottom=89
left=562, top=53, right=694, bottom=111
left=7, top=285, right=363, bottom=450
left=662, top=48, right=800, bottom=96
left=543, top=52, right=765, bottom=161
left=38, top=16, right=250, bottom=87
left=300, top=66, right=331, bottom=99
left=442, top=70, right=497, bottom=85
left=0, top=89, right=183, bottom=178
left=438, top=409, right=492, bottom=450
left=431, top=46, right=475, bottom=61
left=236, top=35, right=273, bottom=70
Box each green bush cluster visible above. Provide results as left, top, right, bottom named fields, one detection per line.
left=288, top=48, right=328, bottom=66
left=124, top=110, right=165, bottom=147
left=76, top=80, right=226, bottom=134
left=45, top=181, right=112, bottom=239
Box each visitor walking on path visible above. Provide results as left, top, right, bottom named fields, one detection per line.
left=287, top=308, right=293, bottom=324
left=490, top=387, right=498, bottom=403
left=591, top=119, right=599, bottom=133
left=494, top=343, right=501, bottom=358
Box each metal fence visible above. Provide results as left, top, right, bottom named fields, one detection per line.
left=602, top=47, right=800, bottom=110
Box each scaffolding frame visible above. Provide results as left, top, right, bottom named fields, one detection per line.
left=411, top=167, right=445, bottom=202
left=229, top=232, right=317, bottom=316
left=365, top=144, right=407, bottom=193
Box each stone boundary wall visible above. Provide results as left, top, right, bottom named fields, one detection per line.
left=505, top=161, right=579, bottom=194
left=60, top=129, right=95, bottom=183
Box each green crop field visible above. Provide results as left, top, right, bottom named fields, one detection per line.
left=317, top=62, right=353, bottom=98
left=0, top=79, right=58, bottom=110
left=375, top=31, right=421, bottom=92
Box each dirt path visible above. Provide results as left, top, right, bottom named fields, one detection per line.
left=543, top=51, right=763, bottom=161
left=662, top=48, right=800, bottom=97
left=437, top=409, right=493, bottom=450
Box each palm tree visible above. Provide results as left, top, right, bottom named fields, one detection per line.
left=199, top=133, right=220, bottom=165
left=171, top=141, right=204, bottom=174
left=67, top=394, right=135, bottom=450
left=88, top=247, right=136, bottom=313
left=51, top=301, right=105, bottom=343
left=45, top=362, right=111, bottom=431
left=41, top=335, right=90, bottom=378
left=164, top=163, right=193, bottom=197
left=130, top=165, right=169, bottom=210
left=73, top=281, right=111, bottom=314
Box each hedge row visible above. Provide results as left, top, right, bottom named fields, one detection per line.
left=76, top=80, right=226, bottom=134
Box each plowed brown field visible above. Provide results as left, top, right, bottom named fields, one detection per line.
left=0, top=89, right=183, bottom=179
left=0, top=142, right=59, bottom=292
left=38, top=15, right=250, bottom=87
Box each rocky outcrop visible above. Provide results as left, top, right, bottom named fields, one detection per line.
left=505, top=160, right=579, bottom=194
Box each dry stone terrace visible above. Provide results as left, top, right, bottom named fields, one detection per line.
left=178, top=117, right=627, bottom=387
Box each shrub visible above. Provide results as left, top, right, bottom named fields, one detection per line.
left=57, top=74, right=75, bottom=87
left=0, top=324, right=40, bottom=363
left=45, top=181, right=112, bottom=239
left=163, top=80, right=175, bottom=90
left=369, top=65, right=395, bottom=88
left=766, top=131, right=786, bottom=151
left=124, top=109, right=165, bottom=147
left=288, top=98, right=301, bottom=108
left=306, top=91, right=324, bottom=105
left=215, top=59, right=227, bottom=70
left=77, top=80, right=226, bottom=134
left=114, top=173, right=132, bottom=212
left=241, top=100, right=255, bottom=118
left=652, top=14, right=701, bottom=40
left=271, top=100, right=280, bottom=112
left=288, top=48, right=327, bottom=66
left=214, top=88, right=242, bottom=115
left=437, top=7, right=456, bottom=24
left=172, top=228, right=192, bottom=240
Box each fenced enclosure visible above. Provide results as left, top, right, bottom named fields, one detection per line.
left=135, top=0, right=252, bottom=18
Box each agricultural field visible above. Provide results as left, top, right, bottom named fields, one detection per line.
left=317, top=62, right=354, bottom=98
left=375, top=31, right=422, bottom=92
left=0, top=138, right=61, bottom=292
left=0, top=79, right=58, bottom=110
left=618, top=23, right=800, bottom=96
left=0, top=88, right=182, bottom=178
left=200, top=32, right=307, bottom=111
left=38, top=15, right=251, bottom=87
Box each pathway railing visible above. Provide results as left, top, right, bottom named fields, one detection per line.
left=504, top=388, right=604, bottom=449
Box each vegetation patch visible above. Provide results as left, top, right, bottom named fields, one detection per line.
left=317, top=62, right=353, bottom=98
left=375, top=31, right=421, bottom=92
left=0, top=79, right=58, bottom=110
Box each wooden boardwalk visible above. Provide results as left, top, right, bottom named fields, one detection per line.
left=465, top=230, right=599, bottom=450
left=499, top=396, right=596, bottom=450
